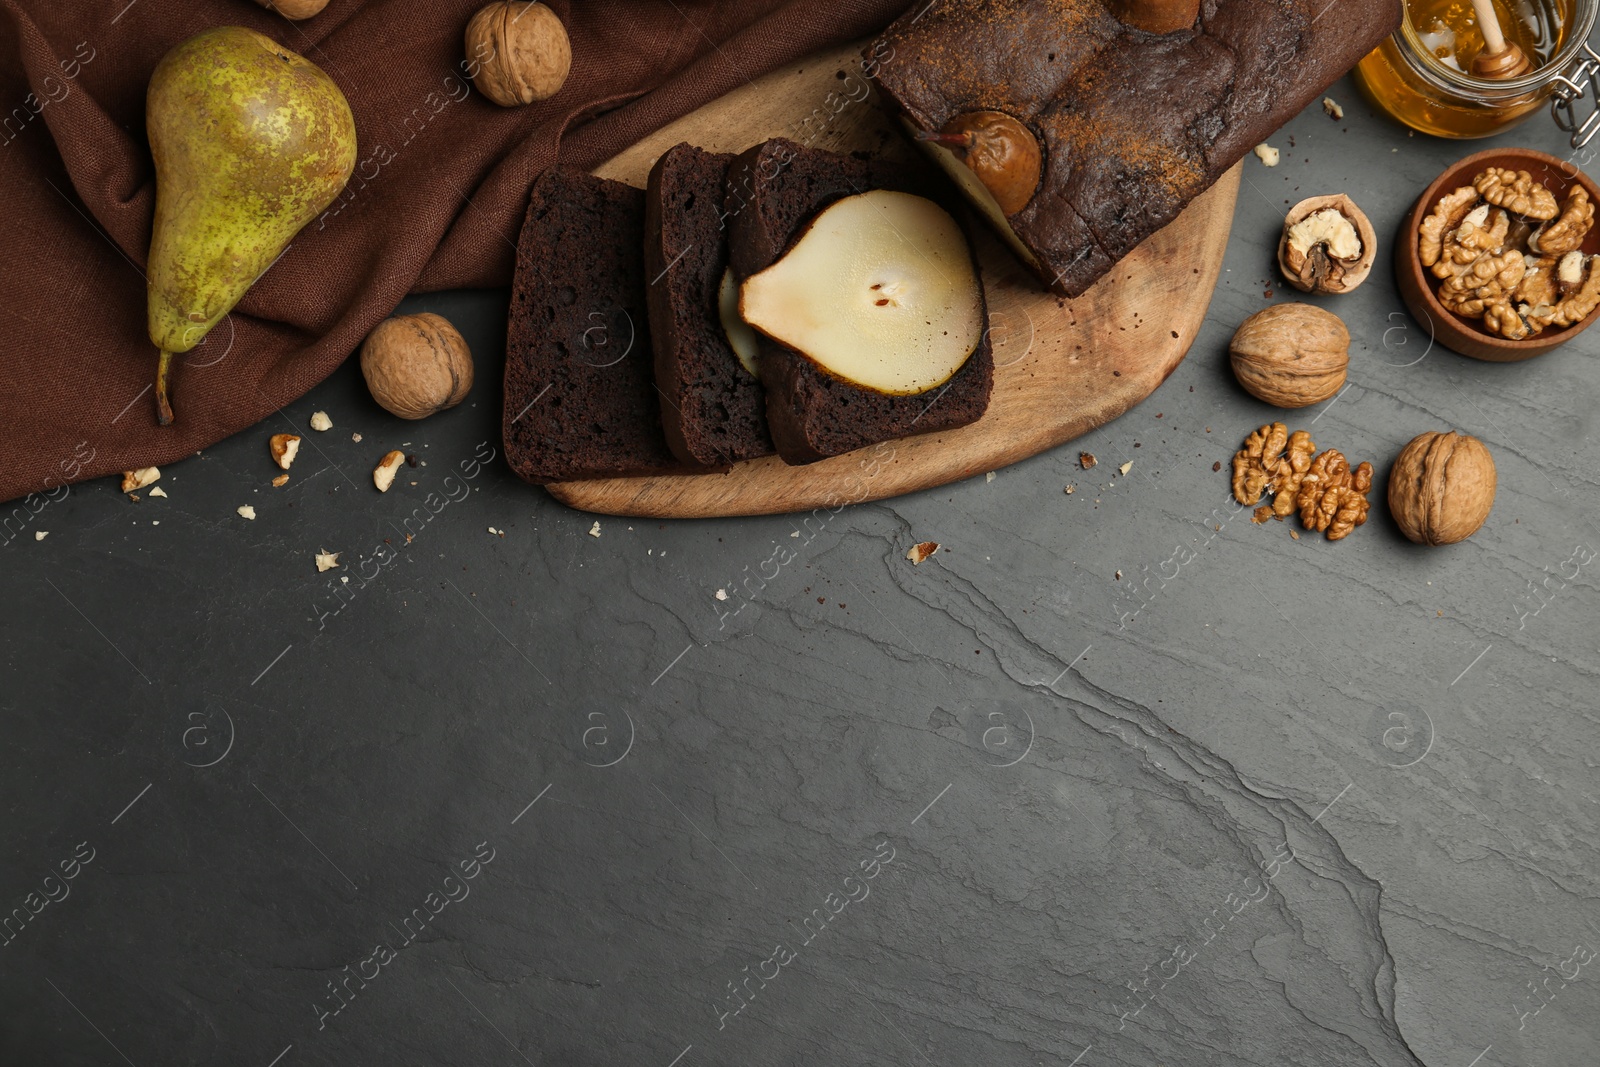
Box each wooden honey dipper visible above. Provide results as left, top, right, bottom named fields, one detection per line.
left=1470, top=0, right=1532, bottom=78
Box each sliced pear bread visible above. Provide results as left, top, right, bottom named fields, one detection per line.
left=726, top=138, right=993, bottom=465
left=644, top=143, right=774, bottom=468
left=503, top=169, right=692, bottom=484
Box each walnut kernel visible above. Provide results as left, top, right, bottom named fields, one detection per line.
left=1529, top=185, right=1594, bottom=254
left=1419, top=186, right=1479, bottom=268
left=1474, top=167, right=1558, bottom=220
left=269, top=433, right=301, bottom=470
left=1528, top=252, right=1600, bottom=329
left=1297, top=449, right=1373, bottom=540
left=120, top=467, right=160, bottom=493
left=373, top=451, right=405, bottom=493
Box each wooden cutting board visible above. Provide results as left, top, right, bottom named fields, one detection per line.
left=547, top=43, right=1240, bottom=519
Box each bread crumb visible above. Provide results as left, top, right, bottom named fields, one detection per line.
left=148, top=486, right=168, bottom=498
left=309, top=411, right=333, bottom=432
left=1322, top=96, right=1344, bottom=120
left=1064, top=484, right=1076, bottom=494
left=315, top=550, right=340, bottom=572
left=589, top=521, right=601, bottom=538
left=985, top=471, right=996, bottom=483
left=715, top=589, right=728, bottom=601
left=1119, top=461, right=1133, bottom=475
left=237, top=505, right=256, bottom=520
left=352, top=432, right=363, bottom=443
left=1253, top=143, right=1280, bottom=167
left=34, top=531, right=47, bottom=541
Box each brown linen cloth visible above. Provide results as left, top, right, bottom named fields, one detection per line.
left=0, top=0, right=908, bottom=505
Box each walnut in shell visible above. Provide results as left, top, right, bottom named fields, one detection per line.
left=251, top=0, right=330, bottom=17
left=466, top=2, right=571, bottom=107
left=360, top=313, right=474, bottom=420
left=1387, top=431, right=1496, bottom=545
left=1474, top=168, right=1558, bottom=221
left=1278, top=195, right=1376, bottom=294
left=1229, top=303, right=1349, bottom=408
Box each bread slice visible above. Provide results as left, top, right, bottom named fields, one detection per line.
left=503, top=169, right=690, bottom=484
left=644, top=144, right=774, bottom=468
left=726, top=138, right=993, bottom=465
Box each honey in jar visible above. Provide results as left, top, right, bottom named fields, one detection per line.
left=1354, top=0, right=1598, bottom=139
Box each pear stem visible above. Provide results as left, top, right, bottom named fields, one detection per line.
left=916, top=129, right=976, bottom=150
left=155, top=349, right=176, bottom=426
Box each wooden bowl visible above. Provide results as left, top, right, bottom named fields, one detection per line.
left=1396, top=148, right=1600, bottom=362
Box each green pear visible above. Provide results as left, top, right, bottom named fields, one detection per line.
left=146, top=26, right=356, bottom=425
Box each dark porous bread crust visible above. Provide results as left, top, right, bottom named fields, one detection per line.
left=644, top=144, right=773, bottom=468
left=869, top=0, right=1401, bottom=297
left=503, top=169, right=688, bottom=485
left=727, top=139, right=993, bottom=465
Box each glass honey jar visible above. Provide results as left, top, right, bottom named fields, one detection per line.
left=1354, top=0, right=1600, bottom=143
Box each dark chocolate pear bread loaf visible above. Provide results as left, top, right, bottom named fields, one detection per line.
left=870, top=0, right=1402, bottom=296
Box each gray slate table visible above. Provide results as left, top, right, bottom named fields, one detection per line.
left=6, top=72, right=1599, bottom=1067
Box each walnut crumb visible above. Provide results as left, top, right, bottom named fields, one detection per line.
left=906, top=541, right=939, bottom=565
left=1080, top=452, right=1098, bottom=469
left=121, top=467, right=160, bottom=493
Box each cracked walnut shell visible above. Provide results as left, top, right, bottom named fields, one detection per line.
left=1387, top=431, right=1496, bottom=545
left=1229, top=303, right=1349, bottom=408
left=1474, top=168, right=1558, bottom=220
left=1278, top=195, right=1377, bottom=294
left=1297, top=449, right=1373, bottom=540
